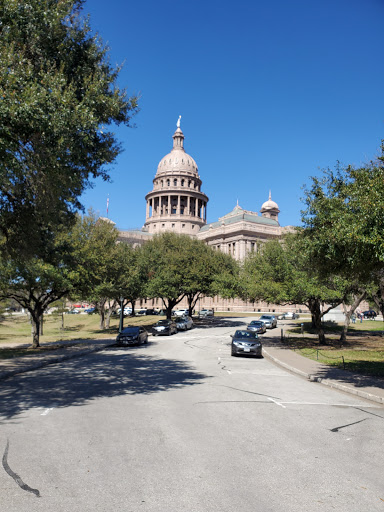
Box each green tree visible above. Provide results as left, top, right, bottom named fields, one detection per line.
left=69, top=214, right=120, bottom=330
left=301, top=147, right=384, bottom=279
left=113, top=243, right=149, bottom=321
left=141, top=233, right=191, bottom=319
left=242, top=236, right=343, bottom=344
left=0, top=227, right=78, bottom=348
left=0, top=0, right=138, bottom=259
left=182, top=241, right=240, bottom=316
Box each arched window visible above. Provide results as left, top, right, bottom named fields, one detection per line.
left=173, top=179, right=177, bottom=186
left=181, top=179, right=185, bottom=186
left=167, top=179, right=170, bottom=186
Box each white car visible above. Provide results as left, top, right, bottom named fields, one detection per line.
left=174, top=309, right=189, bottom=317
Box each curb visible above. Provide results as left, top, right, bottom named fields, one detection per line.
left=263, top=347, right=384, bottom=406
left=0, top=342, right=116, bottom=381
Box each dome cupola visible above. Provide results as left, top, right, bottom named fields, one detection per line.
left=260, top=191, right=280, bottom=222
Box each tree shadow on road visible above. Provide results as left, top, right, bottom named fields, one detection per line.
left=0, top=348, right=210, bottom=421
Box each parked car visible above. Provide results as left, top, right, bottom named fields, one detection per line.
left=231, top=330, right=262, bottom=357
left=136, top=309, right=147, bottom=316
left=84, top=307, right=96, bottom=314
left=144, top=309, right=158, bottom=315
left=67, top=309, right=80, bottom=314
left=116, top=326, right=148, bottom=346
left=259, top=314, right=277, bottom=328
left=246, top=320, right=267, bottom=334
left=174, top=309, right=190, bottom=317
left=363, top=310, right=377, bottom=319
left=198, top=309, right=214, bottom=318
left=152, top=319, right=178, bottom=336
left=278, top=312, right=299, bottom=320
left=175, top=316, right=193, bottom=331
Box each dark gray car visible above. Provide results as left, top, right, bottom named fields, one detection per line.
left=152, top=319, right=177, bottom=336
left=231, top=330, right=262, bottom=357
left=116, top=326, right=148, bottom=346
left=246, top=320, right=267, bottom=334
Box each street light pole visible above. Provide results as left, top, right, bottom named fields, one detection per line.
left=119, top=297, right=124, bottom=333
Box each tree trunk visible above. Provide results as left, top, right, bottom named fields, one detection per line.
left=105, top=299, right=117, bottom=329
left=40, top=315, right=44, bottom=336
left=130, top=300, right=136, bottom=317
left=31, top=316, right=40, bottom=348
left=308, top=298, right=326, bottom=344
left=340, top=290, right=366, bottom=344
left=99, top=308, right=105, bottom=329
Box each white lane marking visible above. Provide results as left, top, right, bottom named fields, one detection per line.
left=41, top=408, right=54, bottom=416
left=218, top=357, right=221, bottom=364
left=280, top=402, right=382, bottom=408
left=268, top=397, right=286, bottom=408
left=227, top=370, right=231, bottom=374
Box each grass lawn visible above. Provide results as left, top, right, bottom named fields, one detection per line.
left=285, top=320, right=384, bottom=378
left=0, top=313, right=164, bottom=358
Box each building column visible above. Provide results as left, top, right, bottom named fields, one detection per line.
left=146, top=200, right=150, bottom=220
left=177, top=195, right=180, bottom=215
left=239, top=240, right=246, bottom=260
left=187, top=196, right=190, bottom=216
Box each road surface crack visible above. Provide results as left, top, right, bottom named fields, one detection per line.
left=2, top=440, right=41, bottom=497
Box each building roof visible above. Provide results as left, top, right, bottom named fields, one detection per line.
left=199, top=203, right=279, bottom=232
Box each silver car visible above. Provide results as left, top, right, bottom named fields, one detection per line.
left=175, top=316, right=193, bottom=331
left=231, top=330, right=262, bottom=357
left=259, top=315, right=277, bottom=328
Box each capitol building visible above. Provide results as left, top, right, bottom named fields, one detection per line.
left=117, top=119, right=296, bottom=312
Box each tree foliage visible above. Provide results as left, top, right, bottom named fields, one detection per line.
left=301, top=146, right=384, bottom=278
left=0, top=0, right=138, bottom=258
left=242, top=235, right=344, bottom=343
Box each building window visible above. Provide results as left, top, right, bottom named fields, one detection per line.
left=174, top=179, right=177, bottom=186
left=172, top=223, right=175, bottom=228
left=161, top=180, right=163, bottom=187
left=192, top=225, right=195, bottom=229
left=167, top=179, right=170, bottom=186
left=162, top=224, right=165, bottom=227
left=181, top=179, right=184, bottom=186
left=182, top=224, right=185, bottom=228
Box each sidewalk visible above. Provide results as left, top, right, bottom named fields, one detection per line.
left=0, top=334, right=383, bottom=406
left=262, top=338, right=384, bottom=405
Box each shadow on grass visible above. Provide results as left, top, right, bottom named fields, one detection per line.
left=0, top=347, right=210, bottom=421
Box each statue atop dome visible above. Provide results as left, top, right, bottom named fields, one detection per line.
left=176, top=115, right=181, bottom=128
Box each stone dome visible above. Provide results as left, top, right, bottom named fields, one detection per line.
left=261, top=191, right=279, bottom=212
left=155, top=127, right=199, bottom=177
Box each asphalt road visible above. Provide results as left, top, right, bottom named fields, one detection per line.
left=1, top=318, right=383, bottom=512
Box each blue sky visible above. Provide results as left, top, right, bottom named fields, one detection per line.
left=81, top=0, right=384, bottom=230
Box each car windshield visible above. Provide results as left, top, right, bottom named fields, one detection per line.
left=157, top=320, right=169, bottom=326
left=250, top=321, right=262, bottom=326
left=121, top=327, right=139, bottom=335
left=234, top=330, right=257, bottom=339
left=175, top=318, right=185, bottom=323
left=260, top=316, right=272, bottom=320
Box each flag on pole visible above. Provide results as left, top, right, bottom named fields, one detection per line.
left=107, top=195, right=109, bottom=217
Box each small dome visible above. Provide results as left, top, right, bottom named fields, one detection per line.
left=261, top=191, right=279, bottom=212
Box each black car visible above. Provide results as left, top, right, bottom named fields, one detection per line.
left=363, top=310, right=377, bottom=319
left=231, top=330, right=262, bottom=357
left=116, top=326, right=148, bottom=346
left=152, top=319, right=177, bottom=336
